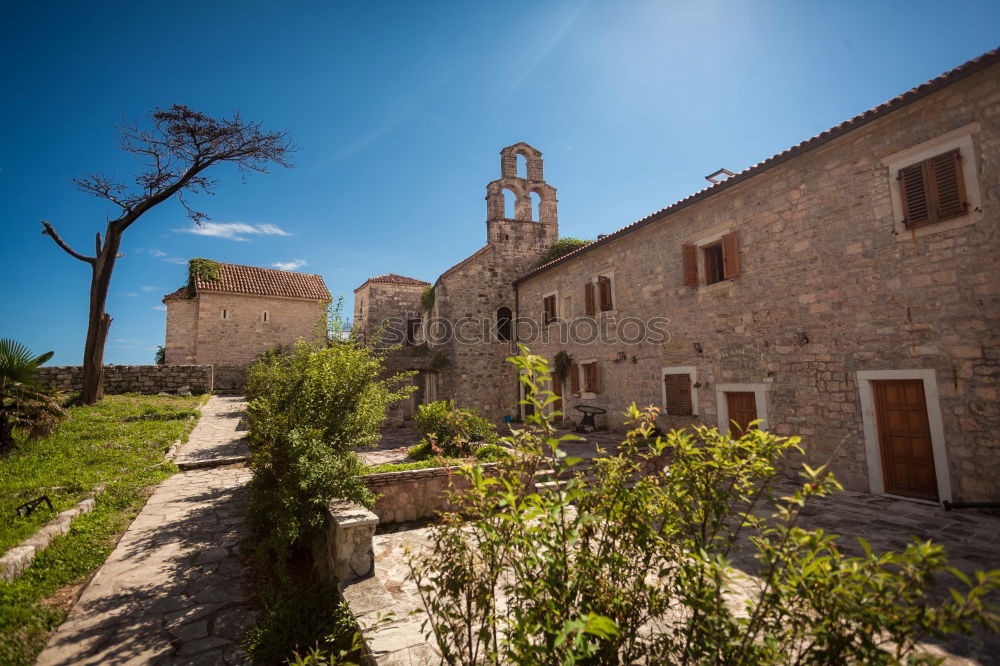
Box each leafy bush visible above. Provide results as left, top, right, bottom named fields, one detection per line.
left=536, top=237, right=592, bottom=266
left=409, top=348, right=1000, bottom=665
left=412, top=400, right=497, bottom=458
left=407, top=440, right=432, bottom=460
left=472, top=443, right=511, bottom=462
left=244, top=340, right=414, bottom=565
left=0, top=339, right=64, bottom=453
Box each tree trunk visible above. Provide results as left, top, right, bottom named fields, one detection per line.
left=79, top=230, right=121, bottom=405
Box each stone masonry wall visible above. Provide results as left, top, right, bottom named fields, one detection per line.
left=166, top=292, right=327, bottom=366
left=516, top=65, right=1000, bottom=502
left=353, top=282, right=425, bottom=346
left=36, top=365, right=214, bottom=394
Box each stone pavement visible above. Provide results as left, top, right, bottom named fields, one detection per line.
left=172, top=396, right=250, bottom=469
left=36, top=396, right=254, bottom=665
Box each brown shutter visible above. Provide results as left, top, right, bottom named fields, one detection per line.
left=682, top=245, right=698, bottom=286
left=722, top=232, right=741, bottom=280
left=664, top=374, right=692, bottom=416
left=584, top=281, right=595, bottom=315
left=598, top=276, right=612, bottom=311
left=570, top=362, right=579, bottom=394
left=898, top=162, right=930, bottom=228
left=592, top=363, right=601, bottom=393
left=928, top=149, right=967, bottom=221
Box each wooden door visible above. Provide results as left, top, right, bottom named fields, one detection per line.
left=873, top=380, right=937, bottom=500
left=725, top=391, right=757, bottom=433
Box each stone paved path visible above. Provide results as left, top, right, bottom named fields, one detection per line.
left=36, top=396, right=254, bottom=665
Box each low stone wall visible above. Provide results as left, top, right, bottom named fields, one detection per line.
left=362, top=464, right=501, bottom=524
left=312, top=501, right=379, bottom=586
left=36, top=364, right=214, bottom=394
left=212, top=365, right=247, bottom=392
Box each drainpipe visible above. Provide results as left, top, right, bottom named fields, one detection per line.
left=513, top=282, right=520, bottom=421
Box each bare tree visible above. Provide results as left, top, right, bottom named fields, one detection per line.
left=41, top=105, right=296, bottom=404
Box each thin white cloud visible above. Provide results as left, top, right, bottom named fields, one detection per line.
left=164, top=257, right=187, bottom=265
left=152, top=305, right=167, bottom=311
left=174, top=222, right=291, bottom=242
left=272, top=259, right=308, bottom=271
left=148, top=249, right=167, bottom=257
left=140, top=285, right=160, bottom=292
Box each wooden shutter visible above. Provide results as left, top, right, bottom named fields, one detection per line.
left=682, top=245, right=698, bottom=286
left=928, top=149, right=967, bottom=221
left=584, top=282, right=595, bottom=315
left=588, top=363, right=601, bottom=393
left=722, top=232, right=741, bottom=280
left=569, top=362, right=579, bottom=394
left=898, top=162, right=930, bottom=228
left=598, top=276, right=612, bottom=311
left=664, top=374, right=692, bottom=416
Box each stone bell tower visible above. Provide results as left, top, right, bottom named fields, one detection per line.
left=484, top=142, right=558, bottom=256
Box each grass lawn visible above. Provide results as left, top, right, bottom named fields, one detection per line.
left=0, top=393, right=203, bottom=665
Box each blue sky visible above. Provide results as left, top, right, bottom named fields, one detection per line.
left=2, top=1, right=997, bottom=365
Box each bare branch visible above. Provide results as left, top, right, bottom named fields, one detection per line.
left=40, top=221, right=96, bottom=264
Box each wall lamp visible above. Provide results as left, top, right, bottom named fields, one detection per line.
left=796, top=330, right=810, bottom=345
left=693, top=342, right=703, bottom=354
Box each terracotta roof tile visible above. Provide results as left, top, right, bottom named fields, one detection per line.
left=355, top=274, right=430, bottom=290
left=168, top=262, right=330, bottom=300
left=515, top=47, right=1000, bottom=284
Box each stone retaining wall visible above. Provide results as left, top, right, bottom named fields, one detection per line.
left=212, top=365, right=247, bottom=392
left=36, top=365, right=214, bottom=394
left=362, top=463, right=501, bottom=524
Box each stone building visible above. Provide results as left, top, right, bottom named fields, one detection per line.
left=358, top=48, right=999, bottom=504
left=163, top=261, right=330, bottom=367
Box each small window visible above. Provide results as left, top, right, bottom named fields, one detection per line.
left=682, top=232, right=741, bottom=287
left=584, top=274, right=614, bottom=315
left=406, top=318, right=421, bottom=346
left=543, top=295, right=557, bottom=325
left=220, top=308, right=229, bottom=320
left=663, top=373, right=693, bottom=416
left=496, top=307, right=512, bottom=342
left=897, top=148, right=967, bottom=229
left=561, top=294, right=573, bottom=319
left=703, top=243, right=724, bottom=285
left=261, top=311, right=269, bottom=323
left=582, top=362, right=600, bottom=393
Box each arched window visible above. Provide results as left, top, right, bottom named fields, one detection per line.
left=496, top=307, right=512, bottom=342
left=516, top=153, right=528, bottom=179
left=530, top=191, right=542, bottom=221
left=503, top=188, right=516, bottom=219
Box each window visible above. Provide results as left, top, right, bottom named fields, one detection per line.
left=561, top=294, right=573, bottom=319
left=882, top=125, right=981, bottom=239
left=582, top=361, right=600, bottom=393
left=584, top=273, right=614, bottom=315
left=543, top=294, right=557, bottom=325
left=703, top=243, right=724, bottom=285
left=220, top=308, right=229, bottom=320
left=682, top=232, right=740, bottom=287
left=406, top=318, right=421, bottom=346
left=662, top=366, right=698, bottom=416
left=496, top=307, right=512, bottom=342
left=663, top=373, right=693, bottom=415
left=897, top=149, right=967, bottom=229
left=261, top=311, right=269, bottom=323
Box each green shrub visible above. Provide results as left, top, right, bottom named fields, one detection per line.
left=473, top=443, right=511, bottom=462
left=407, top=440, right=432, bottom=460
left=244, top=340, right=414, bottom=565
left=409, top=348, right=1000, bottom=665
left=413, top=400, right=497, bottom=458
left=536, top=237, right=592, bottom=266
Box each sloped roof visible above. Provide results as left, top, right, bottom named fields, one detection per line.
left=515, top=47, right=1000, bottom=284
left=354, top=273, right=430, bottom=291
left=165, top=262, right=330, bottom=300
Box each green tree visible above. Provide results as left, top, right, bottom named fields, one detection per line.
left=41, top=105, right=295, bottom=404
left=0, top=339, right=64, bottom=453
left=410, top=348, right=1000, bottom=665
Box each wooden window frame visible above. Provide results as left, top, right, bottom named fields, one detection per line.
left=662, top=366, right=698, bottom=416
left=584, top=271, right=615, bottom=316
left=581, top=361, right=601, bottom=394
left=683, top=231, right=740, bottom=287
left=897, top=148, right=967, bottom=229
left=703, top=242, right=724, bottom=285
left=715, top=383, right=769, bottom=434
left=882, top=126, right=982, bottom=240
left=542, top=293, right=558, bottom=325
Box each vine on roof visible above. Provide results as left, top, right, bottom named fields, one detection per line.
left=187, top=258, right=221, bottom=297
